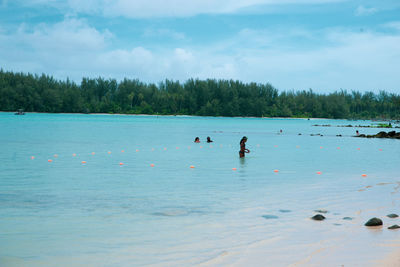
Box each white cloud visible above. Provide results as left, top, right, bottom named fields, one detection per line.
left=355, top=5, right=378, bottom=16
left=15, top=0, right=345, bottom=18
left=1, top=17, right=399, bottom=93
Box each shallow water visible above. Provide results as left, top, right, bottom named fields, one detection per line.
left=1, top=113, right=400, bottom=266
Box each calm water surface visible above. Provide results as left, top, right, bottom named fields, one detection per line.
left=1, top=113, right=400, bottom=266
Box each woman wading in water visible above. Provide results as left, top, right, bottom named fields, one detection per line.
left=239, top=136, right=250, bottom=158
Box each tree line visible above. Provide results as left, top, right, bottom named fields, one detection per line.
left=0, top=69, right=399, bottom=119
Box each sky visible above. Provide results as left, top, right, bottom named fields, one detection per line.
left=0, top=0, right=399, bottom=93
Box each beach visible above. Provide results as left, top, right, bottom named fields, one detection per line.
left=1, top=113, right=400, bottom=266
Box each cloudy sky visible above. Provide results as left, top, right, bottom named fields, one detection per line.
left=0, top=0, right=399, bottom=93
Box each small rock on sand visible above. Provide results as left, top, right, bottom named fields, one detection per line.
left=387, top=214, right=399, bottom=218
left=343, top=217, right=353, bottom=220
left=311, top=214, right=326, bottom=221
left=388, top=225, right=400, bottom=230
left=365, top=217, right=383, bottom=226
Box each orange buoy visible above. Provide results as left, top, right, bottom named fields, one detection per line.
left=357, top=148, right=360, bottom=150
left=320, top=146, right=323, bottom=149
left=31, top=156, right=35, bottom=160
left=121, top=150, right=125, bottom=153
left=316, top=171, right=322, bottom=175
left=81, top=161, right=86, bottom=164
left=72, top=153, right=76, bottom=156
left=150, top=163, right=155, bottom=167
left=119, top=162, right=124, bottom=165
left=379, top=149, right=383, bottom=151
left=232, top=168, right=237, bottom=171
left=362, top=174, right=367, bottom=177
left=108, top=151, right=111, bottom=154
left=190, top=165, right=195, bottom=168
left=48, top=159, right=52, bottom=162
left=136, top=149, right=139, bottom=152
left=273, top=169, right=279, bottom=173
left=91, top=152, right=95, bottom=155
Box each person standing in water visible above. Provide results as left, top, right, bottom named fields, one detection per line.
left=194, top=137, right=200, bottom=143
left=239, top=136, right=250, bottom=158
left=206, top=136, right=213, bottom=143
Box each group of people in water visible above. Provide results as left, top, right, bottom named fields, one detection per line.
left=194, top=136, right=250, bottom=158
left=194, top=136, right=213, bottom=143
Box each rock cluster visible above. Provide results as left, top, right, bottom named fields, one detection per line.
left=356, top=131, right=400, bottom=139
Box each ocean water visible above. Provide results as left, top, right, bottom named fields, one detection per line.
left=1, top=113, right=400, bottom=266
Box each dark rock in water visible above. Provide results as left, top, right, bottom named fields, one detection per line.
left=279, top=209, right=291, bottom=213
left=376, top=131, right=388, bottom=138
left=262, top=215, right=279, bottom=219
left=343, top=217, right=353, bottom=220
left=387, top=214, right=399, bottom=218
left=314, top=209, right=328, bottom=214
left=311, top=214, right=326, bottom=221
left=388, top=224, right=400, bottom=230
left=355, top=131, right=400, bottom=139
left=336, top=134, right=342, bottom=137
left=365, top=217, right=383, bottom=226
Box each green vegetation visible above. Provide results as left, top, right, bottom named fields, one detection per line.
left=1, top=69, right=399, bottom=119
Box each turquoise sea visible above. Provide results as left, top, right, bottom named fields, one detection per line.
left=1, top=113, right=400, bottom=266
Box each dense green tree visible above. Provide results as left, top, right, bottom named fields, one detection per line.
left=0, top=69, right=399, bottom=119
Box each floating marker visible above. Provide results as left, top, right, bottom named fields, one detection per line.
left=190, top=165, right=195, bottom=168
left=316, top=171, right=322, bottom=175
left=362, top=174, right=367, bottom=177
left=81, top=161, right=86, bottom=164
left=273, top=169, right=279, bottom=173
left=150, top=163, right=155, bottom=167
left=320, top=146, right=323, bottom=149
left=91, top=152, right=95, bottom=155
left=108, top=151, right=111, bottom=154
left=379, top=149, right=383, bottom=151
left=232, top=168, right=237, bottom=171
left=136, top=149, right=139, bottom=152
left=337, top=147, right=340, bottom=149
left=119, top=162, right=124, bottom=165
left=48, top=159, right=52, bottom=162
left=72, top=153, right=76, bottom=156
left=31, top=156, right=35, bottom=160
left=357, top=148, right=360, bottom=150
left=121, top=150, right=125, bottom=153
